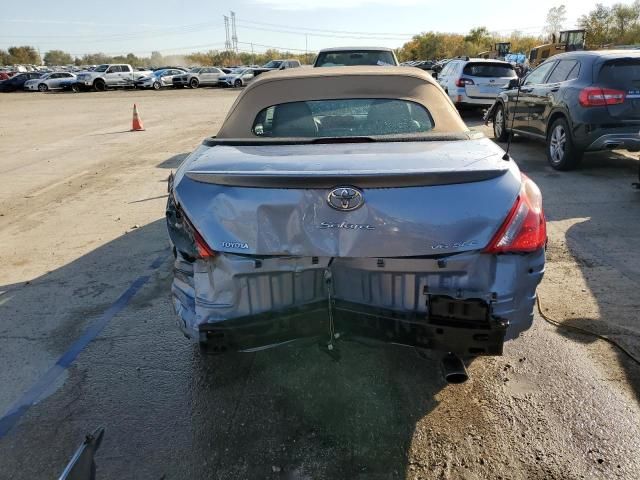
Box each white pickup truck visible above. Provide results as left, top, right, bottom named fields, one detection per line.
left=75, top=64, right=151, bottom=91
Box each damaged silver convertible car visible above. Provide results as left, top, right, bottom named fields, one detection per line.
left=166, top=66, right=546, bottom=361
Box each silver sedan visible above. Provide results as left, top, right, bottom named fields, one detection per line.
left=23, top=72, right=76, bottom=92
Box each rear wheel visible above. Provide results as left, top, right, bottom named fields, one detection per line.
left=493, top=104, right=509, bottom=142
left=38, top=83, right=48, bottom=92
left=546, top=118, right=582, bottom=170
left=71, top=84, right=80, bottom=93
left=93, top=79, right=106, bottom=92
left=189, top=78, right=199, bottom=89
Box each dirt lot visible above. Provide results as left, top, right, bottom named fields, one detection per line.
left=0, top=88, right=639, bottom=479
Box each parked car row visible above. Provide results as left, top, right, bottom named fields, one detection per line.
left=3, top=51, right=480, bottom=94
left=401, top=59, right=435, bottom=71
left=0, top=58, right=306, bottom=93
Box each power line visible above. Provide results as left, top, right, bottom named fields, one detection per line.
left=64, top=42, right=227, bottom=57
left=236, top=23, right=412, bottom=41
left=237, top=41, right=309, bottom=52
left=236, top=19, right=414, bottom=37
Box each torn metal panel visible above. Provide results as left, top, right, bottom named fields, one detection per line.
left=171, top=248, right=544, bottom=354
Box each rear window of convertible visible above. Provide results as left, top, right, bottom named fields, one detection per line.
left=252, top=98, right=434, bottom=137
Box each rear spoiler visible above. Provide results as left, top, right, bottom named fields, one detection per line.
left=201, top=132, right=483, bottom=147
left=184, top=168, right=508, bottom=189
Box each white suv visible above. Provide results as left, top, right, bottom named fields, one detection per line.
left=314, top=47, right=399, bottom=67
left=436, top=57, right=517, bottom=108
left=172, top=67, right=225, bottom=88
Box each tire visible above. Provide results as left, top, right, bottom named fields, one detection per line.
left=152, top=81, right=161, bottom=90
left=71, top=84, right=80, bottom=93
left=38, top=83, right=48, bottom=92
left=93, top=79, right=106, bottom=92
left=546, top=117, right=582, bottom=170
left=189, top=78, right=199, bottom=89
left=493, top=104, right=509, bottom=142
left=234, top=79, right=242, bottom=88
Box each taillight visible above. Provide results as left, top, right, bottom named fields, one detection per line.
left=180, top=207, right=216, bottom=258
left=578, top=87, right=626, bottom=107
left=456, top=77, right=475, bottom=87
left=484, top=174, right=546, bottom=254
left=192, top=227, right=216, bottom=258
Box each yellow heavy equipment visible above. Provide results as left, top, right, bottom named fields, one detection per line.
left=478, top=42, right=511, bottom=60
left=529, top=30, right=586, bottom=67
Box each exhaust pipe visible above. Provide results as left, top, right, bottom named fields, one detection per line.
left=441, top=353, right=469, bottom=384
left=604, top=141, right=621, bottom=150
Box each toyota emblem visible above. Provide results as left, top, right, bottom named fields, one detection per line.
left=327, top=186, right=364, bottom=211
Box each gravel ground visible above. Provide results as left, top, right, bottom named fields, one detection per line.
left=0, top=89, right=639, bottom=479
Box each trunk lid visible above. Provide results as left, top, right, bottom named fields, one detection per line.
left=465, top=78, right=514, bottom=99
left=174, top=139, right=521, bottom=257
left=597, top=57, right=640, bottom=121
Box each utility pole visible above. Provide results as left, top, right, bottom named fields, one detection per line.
left=224, top=16, right=231, bottom=51
left=305, top=34, right=308, bottom=64
left=230, top=11, right=238, bottom=54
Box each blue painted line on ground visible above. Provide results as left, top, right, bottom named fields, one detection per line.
left=0, top=251, right=169, bottom=439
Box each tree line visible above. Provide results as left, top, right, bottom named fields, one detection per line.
left=397, top=1, right=640, bottom=61
left=0, top=46, right=311, bottom=67
left=578, top=1, right=640, bottom=45
left=396, top=28, right=542, bottom=61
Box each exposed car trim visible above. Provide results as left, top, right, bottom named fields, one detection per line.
left=585, top=133, right=640, bottom=151
left=185, top=168, right=509, bottom=188
left=510, top=128, right=546, bottom=140
left=197, top=299, right=507, bottom=356
left=201, top=132, right=483, bottom=147
left=456, top=101, right=495, bottom=108
left=464, top=94, right=501, bottom=101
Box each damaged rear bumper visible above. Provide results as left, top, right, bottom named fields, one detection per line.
left=197, top=299, right=508, bottom=356
left=171, top=250, right=544, bottom=356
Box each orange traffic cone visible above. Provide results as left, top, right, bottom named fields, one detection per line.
left=131, top=104, right=145, bottom=131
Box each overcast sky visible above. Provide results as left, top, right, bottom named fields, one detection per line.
left=0, top=0, right=622, bottom=57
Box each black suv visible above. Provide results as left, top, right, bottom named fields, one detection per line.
left=486, top=50, right=640, bottom=170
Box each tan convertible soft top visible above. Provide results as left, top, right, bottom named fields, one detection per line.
left=216, top=66, right=468, bottom=138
